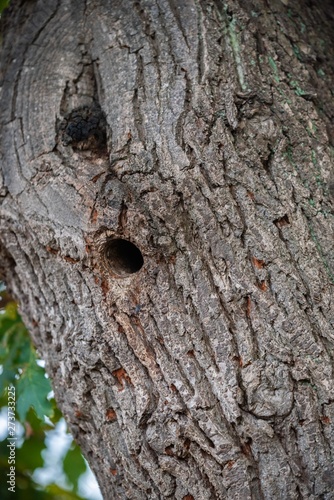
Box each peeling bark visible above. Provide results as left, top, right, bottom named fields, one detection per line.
left=1, top=0, right=334, bottom=498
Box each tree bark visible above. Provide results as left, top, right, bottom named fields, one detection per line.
left=1, top=0, right=334, bottom=498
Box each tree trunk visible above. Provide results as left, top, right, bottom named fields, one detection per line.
left=1, top=0, right=334, bottom=498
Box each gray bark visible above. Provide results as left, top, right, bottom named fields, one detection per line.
left=1, top=0, right=334, bottom=498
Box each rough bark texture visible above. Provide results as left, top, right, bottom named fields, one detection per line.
left=1, top=0, right=334, bottom=498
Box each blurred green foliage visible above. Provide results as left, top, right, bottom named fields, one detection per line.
left=0, top=290, right=94, bottom=500
left=0, top=0, right=9, bottom=15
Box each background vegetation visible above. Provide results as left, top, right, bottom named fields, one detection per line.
left=0, top=285, right=101, bottom=500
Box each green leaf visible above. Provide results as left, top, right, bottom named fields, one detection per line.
left=0, top=328, right=29, bottom=393
left=63, top=445, right=87, bottom=493
left=48, top=401, right=63, bottom=426
left=0, top=295, right=90, bottom=499
left=0, top=306, right=31, bottom=392
left=0, top=0, right=10, bottom=15
left=16, top=433, right=45, bottom=472
left=16, top=363, right=53, bottom=421
left=24, top=406, right=54, bottom=434
left=45, top=483, right=87, bottom=499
